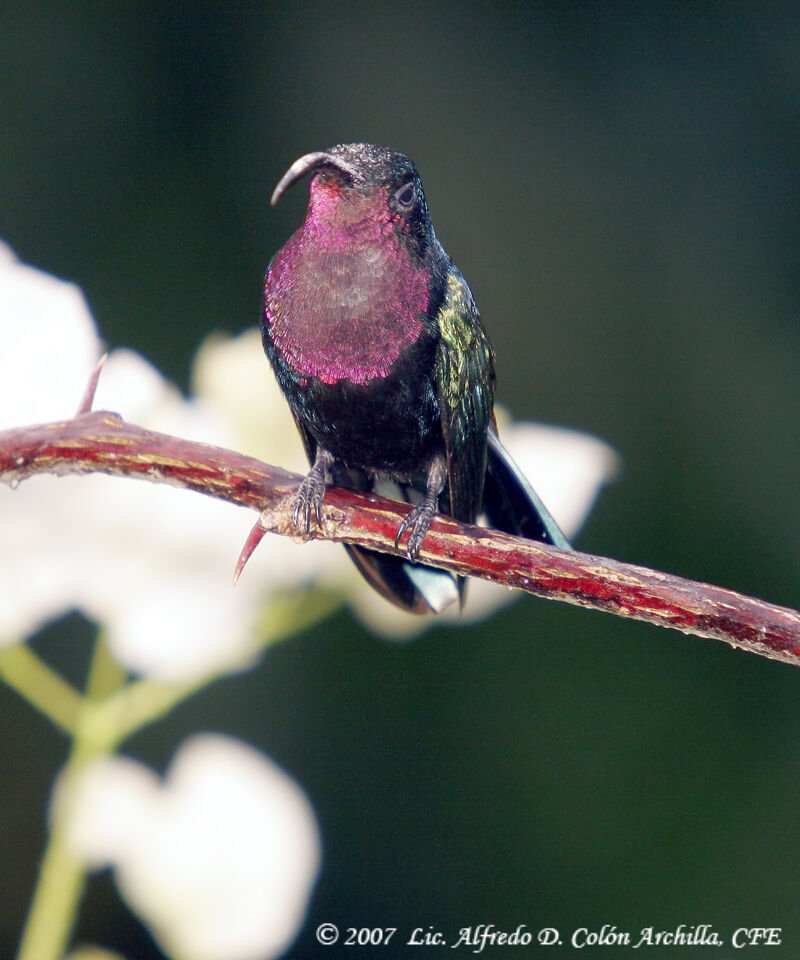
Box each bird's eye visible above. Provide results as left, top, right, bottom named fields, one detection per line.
left=394, top=182, right=416, bottom=208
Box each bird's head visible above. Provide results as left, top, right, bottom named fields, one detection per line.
left=271, top=143, right=433, bottom=251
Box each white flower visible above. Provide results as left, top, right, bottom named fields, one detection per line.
left=0, top=241, right=98, bottom=430
left=64, top=735, right=321, bottom=960
left=0, top=242, right=333, bottom=678
left=191, top=329, right=309, bottom=475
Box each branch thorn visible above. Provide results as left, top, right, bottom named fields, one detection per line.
left=76, top=353, right=109, bottom=415
left=233, top=514, right=268, bottom=584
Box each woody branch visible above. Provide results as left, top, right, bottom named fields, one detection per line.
left=2, top=409, right=798, bottom=668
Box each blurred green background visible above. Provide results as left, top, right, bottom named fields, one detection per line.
left=2, top=2, right=799, bottom=957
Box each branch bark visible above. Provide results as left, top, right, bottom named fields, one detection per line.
left=2, top=411, right=799, bottom=667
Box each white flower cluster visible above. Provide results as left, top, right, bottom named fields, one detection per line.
left=0, top=241, right=340, bottom=679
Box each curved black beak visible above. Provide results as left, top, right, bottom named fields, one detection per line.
left=270, top=151, right=362, bottom=206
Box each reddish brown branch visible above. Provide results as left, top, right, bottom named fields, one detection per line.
left=2, top=412, right=799, bottom=666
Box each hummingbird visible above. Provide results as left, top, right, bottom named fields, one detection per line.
left=262, top=143, right=569, bottom=614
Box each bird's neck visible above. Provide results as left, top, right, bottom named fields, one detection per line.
left=265, top=222, right=431, bottom=386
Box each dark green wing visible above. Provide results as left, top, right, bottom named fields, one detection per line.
left=435, top=267, right=495, bottom=523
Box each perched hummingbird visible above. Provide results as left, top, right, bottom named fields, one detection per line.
left=262, top=143, right=569, bottom=613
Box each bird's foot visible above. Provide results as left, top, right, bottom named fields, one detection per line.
left=395, top=455, right=447, bottom=561
left=292, top=448, right=333, bottom=533
left=292, top=474, right=325, bottom=532
left=395, top=497, right=437, bottom=562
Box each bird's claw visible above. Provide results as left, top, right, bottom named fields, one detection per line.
left=292, top=473, right=325, bottom=533
left=395, top=500, right=436, bottom=562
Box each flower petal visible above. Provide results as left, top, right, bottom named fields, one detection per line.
left=67, top=735, right=321, bottom=960
left=0, top=241, right=100, bottom=428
